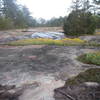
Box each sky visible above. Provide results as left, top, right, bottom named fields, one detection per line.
left=17, top=0, right=72, bottom=20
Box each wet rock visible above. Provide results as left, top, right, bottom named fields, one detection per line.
left=84, top=82, right=100, bottom=88
left=0, top=35, right=31, bottom=44
left=54, top=82, right=100, bottom=100
left=31, top=32, right=65, bottom=40
left=79, top=36, right=100, bottom=44
left=0, top=85, right=22, bottom=100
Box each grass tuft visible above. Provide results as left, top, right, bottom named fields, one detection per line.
left=77, top=52, right=100, bottom=66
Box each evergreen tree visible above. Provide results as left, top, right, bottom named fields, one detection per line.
left=71, top=0, right=82, bottom=11
left=63, top=0, right=96, bottom=36
left=94, top=0, right=100, bottom=4
left=0, top=0, right=3, bottom=16
left=3, top=0, right=18, bottom=19
left=82, top=0, right=91, bottom=12
left=0, top=0, right=37, bottom=29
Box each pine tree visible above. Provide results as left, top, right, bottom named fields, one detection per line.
left=94, top=0, right=100, bottom=4
left=63, top=0, right=96, bottom=35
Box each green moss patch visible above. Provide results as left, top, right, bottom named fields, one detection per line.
left=5, top=38, right=85, bottom=46
left=66, top=68, right=100, bottom=85
left=77, top=52, right=100, bottom=66
left=4, top=38, right=100, bottom=47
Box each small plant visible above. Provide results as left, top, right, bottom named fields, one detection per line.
left=66, top=68, right=100, bottom=85
left=77, top=52, right=100, bottom=65
left=6, top=38, right=86, bottom=46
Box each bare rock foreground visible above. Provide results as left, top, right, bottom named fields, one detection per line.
left=0, top=45, right=100, bottom=100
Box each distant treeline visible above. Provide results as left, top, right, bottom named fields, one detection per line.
left=0, top=0, right=100, bottom=33
left=0, top=0, right=38, bottom=29
left=36, top=17, right=65, bottom=27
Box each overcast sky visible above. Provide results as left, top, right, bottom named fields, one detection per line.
left=18, top=0, right=72, bottom=20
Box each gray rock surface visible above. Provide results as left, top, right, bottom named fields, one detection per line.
left=0, top=85, right=22, bottom=100
left=0, top=35, right=31, bottom=44
left=31, top=32, right=65, bottom=39
left=0, top=31, right=65, bottom=44
left=54, top=82, right=100, bottom=100
left=0, top=45, right=100, bottom=100
left=79, top=36, right=100, bottom=44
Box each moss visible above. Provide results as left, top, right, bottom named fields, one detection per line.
left=66, top=68, right=100, bottom=86
left=77, top=52, right=100, bottom=66
left=5, top=38, right=100, bottom=47
left=6, top=38, right=85, bottom=46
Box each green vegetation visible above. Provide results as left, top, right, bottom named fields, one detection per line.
left=5, top=38, right=100, bottom=46
left=0, top=0, right=99, bottom=31
left=35, top=17, right=65, bottom=27
left=66, top=68, right=100, bottom=85
left=0, top=0, right=65, bottom=29
left=63, top=0, right=97, bottom=36
left=94, top=0, right=100, bottom=4
left=64, top=11, right=96, bottom=36
left=0, top=17, right=13, bottom=30
left=45, top=17, right=64, bottom=27
left=77, top=52, right=100, bottom=65
left=0, top=0, right=37, bottom=30
left=6, top=38, right=86, bottom=46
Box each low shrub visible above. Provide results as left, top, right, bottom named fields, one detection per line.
left=77, top=52, right=100, bottom=65
left=0, top=17, right=13, bottom=30
left=66, top=68, right=100, bottom=85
